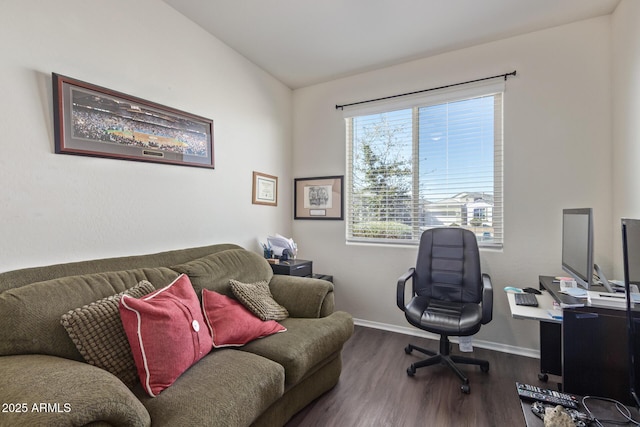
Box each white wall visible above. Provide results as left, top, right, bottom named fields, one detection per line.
left=612, top=0, right=640, bottom=278
left=292, top=17, right=612, bottom=354
left=0, top=0, right=293, bottom=271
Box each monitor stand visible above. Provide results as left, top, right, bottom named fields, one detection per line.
left=594, top=263, right=615, bottom=293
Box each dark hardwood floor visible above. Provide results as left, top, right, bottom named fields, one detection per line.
left=286, top=325, right=544, bottom=427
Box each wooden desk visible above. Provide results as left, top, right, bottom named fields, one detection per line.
left=506, top=287, right=562, bottom=380
left=508, top=276, right=639, bottom=404
left=506, top=290, right=561, bottom=324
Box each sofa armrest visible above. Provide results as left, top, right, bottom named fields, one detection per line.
left=0, top=355, right=150, bottom=427
left=269, top=275, right=334, bottom=318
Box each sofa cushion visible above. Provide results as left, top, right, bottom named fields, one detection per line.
left=239, top=311, right=354, bottom=385
left=0, top=267, right=178, bottom=359
left=170, top=248, right=273, bottom=297
left=202, top=289, right=286, bottom=348
left=119, top=274, right=213, bottom=397
left=1, top=354, right=151, bottom=427
left=135, top=349, right=285, bottom=427
left=60, top=280, right=155, bottom=388
left=230, top=279, right=289, bottom=321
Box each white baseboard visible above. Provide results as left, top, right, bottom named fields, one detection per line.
left=353, top=318, right=540, bottom=360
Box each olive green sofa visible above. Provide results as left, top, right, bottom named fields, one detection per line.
left=0, top=244, right=353, bottom=426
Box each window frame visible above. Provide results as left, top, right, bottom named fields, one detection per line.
left=343, top=81, right=504, bottom=248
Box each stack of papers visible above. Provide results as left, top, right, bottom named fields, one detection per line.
left=266, top=234, right=298, bottom=258
left=559, top=288, right=588, bottom=298
left=556, top=287, right=587, bottom=308
left=588, top=291, right=640, bottom=308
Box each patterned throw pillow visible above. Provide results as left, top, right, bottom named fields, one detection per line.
left=60, top=280, right=156, bottom=388
left=229, top=279, right=289, bottom=321
left=119, top=274, right=213, bottom=397
left=202, top=289, right=286, bottom=347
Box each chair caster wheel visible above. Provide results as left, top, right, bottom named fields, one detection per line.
left=461, top=384, right=470, bottom=394
left=538, top=373, right=548, bottom=382
left=407, top=365, right=416, bottom=377
left=404, top=345, right=412, bottom=354
left=480, top=363, right=489, bottom=373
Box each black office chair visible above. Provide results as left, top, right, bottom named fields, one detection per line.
left=396, top=227, right=493, bottom=393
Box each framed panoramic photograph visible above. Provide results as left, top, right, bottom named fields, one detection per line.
left=252, top=171, right=278, bottom=206
left=52, top=73, right=214, bottom=169
left=294, top=175, right=344, bottom=220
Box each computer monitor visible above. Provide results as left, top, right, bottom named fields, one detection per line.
left=623, top=219, right=640, bottom=288
left=561, top=208, right=594, bottom=290
left=622, top=218, right=640, bottom=408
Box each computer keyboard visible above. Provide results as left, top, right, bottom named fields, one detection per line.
left=516, top=382, right=579, bottom=409
left=515, top=293, right=538, bottom=307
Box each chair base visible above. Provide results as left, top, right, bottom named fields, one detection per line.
left=405, top=336, right=489, bottom=394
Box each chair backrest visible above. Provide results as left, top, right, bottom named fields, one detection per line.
left=413, top=227, right=482, bottom=304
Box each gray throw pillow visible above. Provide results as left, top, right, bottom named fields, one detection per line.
left=60, top=280, right=155, bottom=388
left=229, top=279, right=289, bottom=321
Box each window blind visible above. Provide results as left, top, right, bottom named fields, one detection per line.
left=344, top=81, right=504, bottom=247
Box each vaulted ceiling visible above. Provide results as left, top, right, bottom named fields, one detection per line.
left=163, top=0, right=620, bottom=89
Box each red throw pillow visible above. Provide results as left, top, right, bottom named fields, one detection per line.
left=119, top=274, right=213, bottom=397
left=201, top=289, right=286, bottom=348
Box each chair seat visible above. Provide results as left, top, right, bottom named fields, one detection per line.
left=404, top=296, right=482, bottom=336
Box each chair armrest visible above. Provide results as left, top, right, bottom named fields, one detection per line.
left=396, top=268, right=416, bottom=310
left=269, top=275, right=334, bottom=318
left=0, top=354, right=150, bottom=427
left=481, top=273, right=493, bottom=324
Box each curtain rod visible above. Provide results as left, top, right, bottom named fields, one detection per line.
left=335, top=70, right=516, bottom=110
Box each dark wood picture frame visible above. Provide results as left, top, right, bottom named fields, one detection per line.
left=252, top=171, right=278, bottom=206
left=52, top=73, right=214, bottom=169
left=294, top=175, right=344, bottom=220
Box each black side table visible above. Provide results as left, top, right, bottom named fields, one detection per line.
left=312, top=273, right=333, bottom=283
left=270, top=259, right=312, bottom=277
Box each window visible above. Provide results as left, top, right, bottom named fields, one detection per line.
left=344, top=82, right=503, bottom=247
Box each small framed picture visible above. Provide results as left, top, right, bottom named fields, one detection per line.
left=252, top=171, right=278, bottom=206
left=294, top=176, right=344, bottom=220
